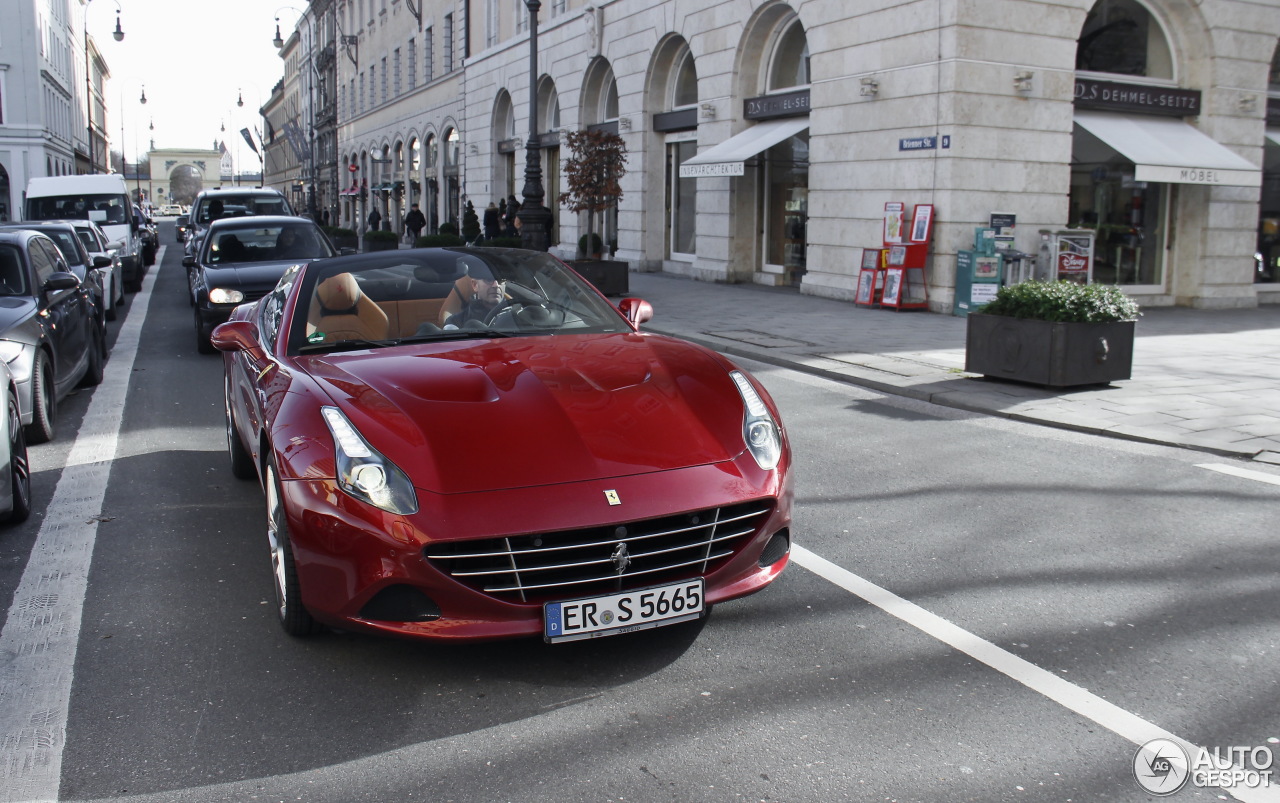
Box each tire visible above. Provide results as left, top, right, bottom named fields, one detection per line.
left=265, top=458, right=322, bottom=636
left=78, top=327, right=105, bottom=388
left=4, top=390, right=31, bottom=524
left=195, top=308, right=215, bottom=354
left=24, top=352, right=55, bottom=445
left=225, top=374, right=255, bottom=480
left=105, top=293, right=118, bottom=322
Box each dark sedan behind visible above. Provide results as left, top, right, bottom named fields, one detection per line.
left=185, top=216, right=337, bottom=353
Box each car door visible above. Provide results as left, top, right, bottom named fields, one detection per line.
left=31, top=239, right=89, bottom=397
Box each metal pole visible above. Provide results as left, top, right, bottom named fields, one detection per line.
left=518, top=0, right=551, bottom=252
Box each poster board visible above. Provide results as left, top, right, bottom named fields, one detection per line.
left=855, top=269, right=878, bottom=305
left=910, top=204, right=934, bottom=243
left=883, top=202, right=906, bottom=244
left=881, top=268, right=903, bottom=306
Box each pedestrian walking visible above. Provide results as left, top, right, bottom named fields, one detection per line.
left=403, top=203, right=427, bottom=244
left=504, top=195, right=521, bottom=238
left=483, top=202, right=502, bottom=241
left=367, top=206, right=382, bottom=233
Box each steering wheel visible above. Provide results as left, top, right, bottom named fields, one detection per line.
left=482, top=301, right=516, bottom=325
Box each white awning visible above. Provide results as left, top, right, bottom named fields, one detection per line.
left=679, top=117, right=810, bottom=178
left=1073, top=110, right=1260, bottom=187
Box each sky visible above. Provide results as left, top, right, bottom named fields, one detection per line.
left=88, top=0, right=304, bottom=167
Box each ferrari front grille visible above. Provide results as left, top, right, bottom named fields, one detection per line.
left=423, top=501, right=773, bottom=604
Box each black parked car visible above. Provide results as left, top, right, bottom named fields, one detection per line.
left=184, top=216, right=336, bottom=353
left=0, top=230, right=105, bottom=443
left=0, top=220, right=110, bottom=332
left=183, top=188, right=294, bottom=258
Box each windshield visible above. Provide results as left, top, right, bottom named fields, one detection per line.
left=197, top=195, right=292, bottom=224
left=26, top=194, right=130, bottom=225
left=287, top=249, right=630, bottom=354
left=41, top=230, right=87, bottom=267
left=205, top=223, right=335, bottom=265
left=0, top=245, right=29, bottom=296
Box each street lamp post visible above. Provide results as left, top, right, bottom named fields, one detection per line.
left=119, top=83, right=146, bottom=201
left=518, top=0, right=552, bottom=252
left=84, top=0, right=124, bottom=174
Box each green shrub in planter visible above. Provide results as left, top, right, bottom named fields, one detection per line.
left=323, top=226, right=357, bottom=240
left=578, top=232, right=604, bottom=258
left=363, top=229, right=400, bottom=252
left=415, top=233, right=466, bottom=248
left=979, top=280, right=1140, bottom=323
left=439, top=222, right=459, bottom=236
left=967, top=281, right=1140, bottom=387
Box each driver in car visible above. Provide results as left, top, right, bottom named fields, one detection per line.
left=443, top=265, right=509, bottom=328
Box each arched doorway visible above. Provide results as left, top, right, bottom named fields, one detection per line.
left=169, top=165, right=203, bottom=206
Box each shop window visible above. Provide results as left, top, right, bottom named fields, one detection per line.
left=1068, top=168, right=1168, bottom=286
left=1077, top=0, right=1173, bottom=80
left=768, top=20, right=810, bottom=92
left=762, top=133, right=810, bottom=286
left=667, top=140, right=697, bottom=258
left=673, top=50, right=698, bottom=108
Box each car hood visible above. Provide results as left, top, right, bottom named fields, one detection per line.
left=0, top=297, right=38, bottom=333
left=298, top=333, right=748, bottom=494
left=202, top=260, right=304, bottom=292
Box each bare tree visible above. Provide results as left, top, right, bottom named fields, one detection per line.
left=557, top=129, right=627, bottom=258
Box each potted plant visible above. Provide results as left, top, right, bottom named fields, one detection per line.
left=323, top=226, right=358, bottom=253
left=415, top=233, right=466, bottom=247
left=363, top=229, right=400, bottom=252
left=558, top=128, right=629, bottom=295
left=461, top=200, right=482, bottom=243
left=965, top=280, right=1140, bottom=387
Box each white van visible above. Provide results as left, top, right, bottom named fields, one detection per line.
left=24, top=175, right=147, bottom=291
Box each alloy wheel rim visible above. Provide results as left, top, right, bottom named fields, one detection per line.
left=265, top=466, right=287, bottom=620
left=8, top=399, right=28, bottom=509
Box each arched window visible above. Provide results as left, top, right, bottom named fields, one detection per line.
left=673, top=49, right=698, bottom=109
left=768, top=19, right=810, bottom=92
left=1077, top=0, right=1173, bottom=80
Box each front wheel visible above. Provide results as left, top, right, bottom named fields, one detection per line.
left=195, top=308, right=215, bottom=354
left=4, top=389, right=31, bottom=524
left=265, top=458, right=322, bottom=636
left=25, top=352, right=55, bottom=445
left=225, top=374, right=255, bottom=480
left=78, top=326, right=105, bottom=388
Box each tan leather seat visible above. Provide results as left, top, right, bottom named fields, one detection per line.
left=437, top=277, right=471, bottom=325
left=306, top=273, right=389, bottom=343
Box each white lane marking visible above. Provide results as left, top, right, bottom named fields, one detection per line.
left=791, top=544, right=1280, bottom=802
left=0, top=250, right=161, bottom=803
left=1197, top=463, right=1280, bottom=487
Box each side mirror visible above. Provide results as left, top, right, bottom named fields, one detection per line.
left=339, top=247, right=357, bottom=256
left=210, top=320, right=264, bottom=360
left=92, top=255, right=113, bottom=268
left=106, top=239, right=125, bottom=251
left=617, top=298, right=653, bottom=327
left=182, top=256, right=195, bottom=268
left=44, top=272, right=80, bottom=292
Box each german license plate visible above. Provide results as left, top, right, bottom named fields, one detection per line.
left=543, top=579, right=704, bottom=643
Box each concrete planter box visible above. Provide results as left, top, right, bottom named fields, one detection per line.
left=965, top=313, right=1135, bottom=387
left=362, top=236, right=399, bottom=252
left=569, top=259, right=629, bottom=296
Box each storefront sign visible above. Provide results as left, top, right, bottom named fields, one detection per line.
left=679, top=161, right=745, bottom=178
left=1074, top=78, right=1201, bottom=117
left=899, top=136, right=937, bottom=151
left=1136, top=165, right=1261, bottom=186
left=745, top=89, right=810, bottom=121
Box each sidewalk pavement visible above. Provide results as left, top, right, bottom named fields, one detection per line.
left=626, top=271, right=1280, bottom=464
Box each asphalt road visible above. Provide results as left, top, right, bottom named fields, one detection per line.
left=2, top=223, right=1278, bottom=803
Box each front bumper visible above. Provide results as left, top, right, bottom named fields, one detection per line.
left=280, top=456, right=793, bottom=642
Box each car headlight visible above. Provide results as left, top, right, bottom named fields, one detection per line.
left=209, top=288, right=245, bottom=305
left=321, top=406, right=418, bottom=515
left=730, top=370, right=782, bottom=471
left=0, top=340, right=33, bottom=383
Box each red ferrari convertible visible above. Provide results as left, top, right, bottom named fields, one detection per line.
left=212, top=248, right=792, bottom=643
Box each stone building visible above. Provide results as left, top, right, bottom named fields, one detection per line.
left=285, top=0, right=1280, bottom=308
